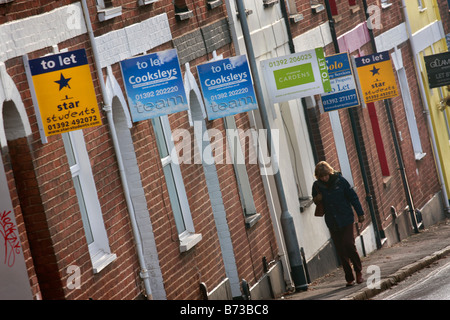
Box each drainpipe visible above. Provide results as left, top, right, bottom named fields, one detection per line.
left=80, top=0, right=153, bottom=299
left=324, top=0, right=382, bottom=249
left=401, top=0, right=450, bottom=214
left=361, top=0, right=419, bottom=233
left=223, top=0, right=294, bottom=290
left=235, top=0, right=308, bottom=291
left=279, top=0, right=319, bottom=165
left=278, top=0, right=295, bottom=54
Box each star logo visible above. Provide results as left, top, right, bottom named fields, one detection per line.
left=55, top=73, right=72, bottom=91
left=370, top=66, right=380, bottom=76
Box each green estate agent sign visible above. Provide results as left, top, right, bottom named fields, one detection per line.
left=260, top=48, right=331, bottom=103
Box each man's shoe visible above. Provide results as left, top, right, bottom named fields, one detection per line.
left=346, top=281, right=355, bottom=287
left=356, top=272, right=364, bottom=284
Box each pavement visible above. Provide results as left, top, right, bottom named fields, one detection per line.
left=281, top=217, right=450, bottom=300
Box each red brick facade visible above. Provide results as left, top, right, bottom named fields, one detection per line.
left=1, top=0, right=278, bottom=300
left=1, top=0, right=447, bottom=300
left=293, top=1, right=442, bottom=240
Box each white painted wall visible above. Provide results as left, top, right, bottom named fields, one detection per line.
left=226, top=0, right=331, bottom=264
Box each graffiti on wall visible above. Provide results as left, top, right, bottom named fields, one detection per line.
left=0, top=210, right=21, bottom=268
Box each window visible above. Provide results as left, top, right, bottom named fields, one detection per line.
left=96, top=0, right=122, bottom=21
left=398, top=68, right=426, bottom=160
left=418, top=0, right=425, bottom=9
left=224, top=116, right=261, bottom=228
left=62, top=131, right=116, bottom=273
left=97, top=0, right=113, bottom=8
left=310, top=0, right=324, bottom=14
left=367, top=102, right=390, bottom=177
left=173, top=0, right=193, bottom=20
left=151, top=116, right=201, bottom=252
left=328, top=0, right=338, bottom=15
left=327, top=0, right=342, bottom=22
left=380, top=0, right=392, bottom=9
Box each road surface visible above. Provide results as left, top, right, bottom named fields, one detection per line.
left=373, top=255, right=450, bottom=300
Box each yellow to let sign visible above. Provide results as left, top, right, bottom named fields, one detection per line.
left=355, top=51, right=398, bottom=104
left=28, top=49, right=101, bottom=137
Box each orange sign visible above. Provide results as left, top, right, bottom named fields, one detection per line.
left=355, top=51, right=398, bottom=103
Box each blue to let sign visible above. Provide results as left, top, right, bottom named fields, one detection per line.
left=197, top=55, right=258, bottom=120
left=120, top=49, right=188, bottom=122
left=321, top=53, right=360, bottom=112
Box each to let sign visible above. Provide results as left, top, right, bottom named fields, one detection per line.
left=321, top=53, right=360, bottom=112
left=260, top=48, right=331, bottom=103
left=27, top=49, right=101, bottom=137
left=197, top=55, right=258, bottom=120
left=120, top=49, right=188, bottom=122
left=424, top=52, right=450, bottom=89
left=355, top=51, right=398, bottom=104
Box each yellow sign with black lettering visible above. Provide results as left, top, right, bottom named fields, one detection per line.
left=28, top=49, right=101, bottom=137
left=355, top=51, right=398, bottom=104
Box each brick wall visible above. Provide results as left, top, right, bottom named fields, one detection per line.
left=1, top=0, right=281, bottom=300
left=220, top=111, right=279, bottom=286
left=290, top=0, right=442, bottom=242
left=173, top=18, right=232, bottom=65
left=7, top=45, right=143, bottom=300
left=1, top=143, right=41, bottom=298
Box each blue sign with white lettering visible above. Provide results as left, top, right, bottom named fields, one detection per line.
left=120, top=49, right=188, bottom=122
left=197, top=55, right=258, bottom=120
left=321, top=53, right=360, bottom=112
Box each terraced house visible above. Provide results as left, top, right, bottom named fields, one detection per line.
left=1, top=0, right=449, bottom=300
left=0, top=0, right=283, bottom=300
left=225, top=0, right=449, bottom=283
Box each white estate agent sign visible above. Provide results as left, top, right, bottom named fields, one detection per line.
left=260, top=48, right=331, bottom=103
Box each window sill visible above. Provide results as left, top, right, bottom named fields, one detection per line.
left=419, top=7, right=427, bottom=13
left=349, top=5, right=360, bottom=14
left=383, top=176, right=392, bottom=188
left=332, top=14, right=342, bottom=23
left=263, top=0, right=278, bottom=8
left=97, top=6, right=122, bottom=22
left=207, top=0, right=222, bottom=10
left=175, top=10, right=194, bottom=21
left=299, top=197, right=313, bottom=213
left=179, top=232, right=202, bottom=252
left=236, top=9, right=253, bottom=18
left=92, top=251, right=117, bottom=274
left=245, top=213, right=261, bottom=229
left=415, top=152, right=427, bottom=161
left=311, top=4, right=324, bottom=14
left=289, top=13, right=304, bottom=23
left=138, top=0, right=158, bottom=6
